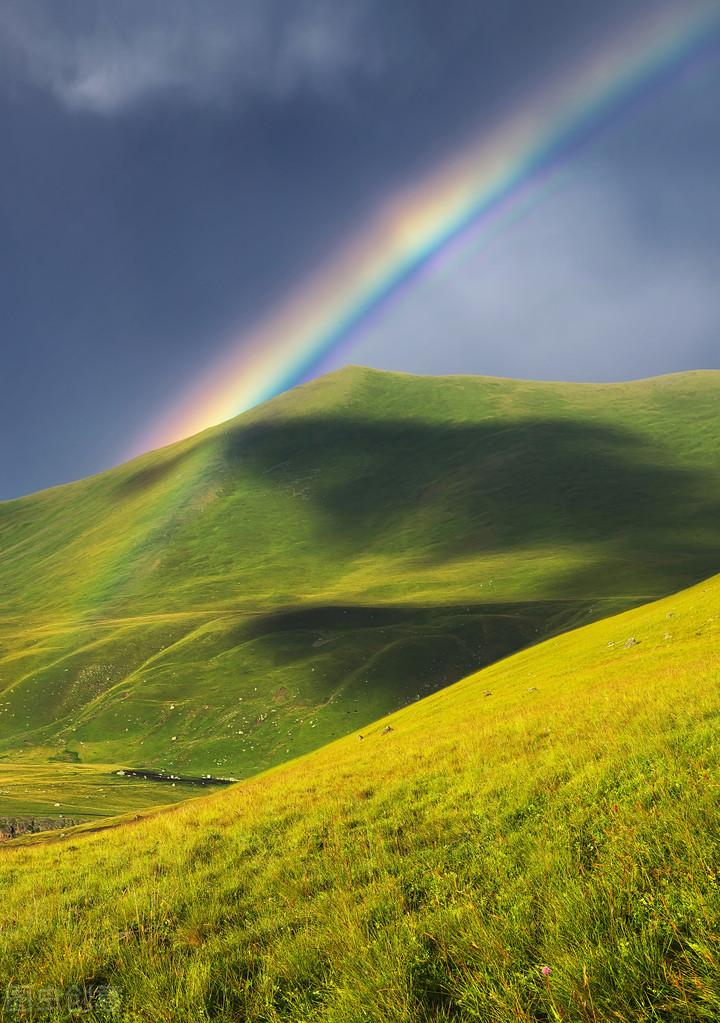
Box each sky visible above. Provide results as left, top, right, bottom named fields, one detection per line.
left=1, top=1, right=719, bottom=499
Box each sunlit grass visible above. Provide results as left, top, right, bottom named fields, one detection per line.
left=2, top=572, right=719, bottom=1021
left=0, top=762, right=223, bottom=821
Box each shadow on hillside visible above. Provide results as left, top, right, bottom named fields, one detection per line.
left=240, top=598, right=594, bottom=666
left=116, top=448, right=197, bottom=495
left=238, top=599, right=596, bottom=729
left=223, top=414, right=720, bottom=596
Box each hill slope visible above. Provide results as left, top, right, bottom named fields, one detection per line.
left=2, top=570, right=719, bottom=1021
left=1, top=368, right=719, bottom=788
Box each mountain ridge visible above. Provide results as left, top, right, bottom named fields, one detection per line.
left=4, top=366, right=719, bottom=504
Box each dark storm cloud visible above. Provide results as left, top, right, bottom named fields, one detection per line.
left=0, top=1, right=717, bottom=496
left=0, top=0, right=644, bottom=112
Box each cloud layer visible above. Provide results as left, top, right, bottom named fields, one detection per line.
left=0, top=0, right=380, bottom=113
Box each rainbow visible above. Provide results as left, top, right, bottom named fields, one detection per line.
left=138, top=3, right=720, bottom=453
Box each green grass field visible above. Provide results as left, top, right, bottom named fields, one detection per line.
left=2, top=569, right=719, bottom=1020
left=0, top=762, right=227, bottom=822
left=1, top=367, right=718, bottom=817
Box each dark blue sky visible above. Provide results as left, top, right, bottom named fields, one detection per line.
left=1, top=1, right=718, bottom=498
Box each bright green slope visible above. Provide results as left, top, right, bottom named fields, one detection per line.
left=1, top=368, right=719, bottom=795
left=2, top=570, right=719, bottom=1021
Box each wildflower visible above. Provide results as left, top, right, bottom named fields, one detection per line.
left=541, top=966, right=552, bottom=977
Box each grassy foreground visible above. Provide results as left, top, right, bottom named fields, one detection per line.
left=2, top=571, right=719, bottom=1021
left=1, top=368, right=719, bottom=806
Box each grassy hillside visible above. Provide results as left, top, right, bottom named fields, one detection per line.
left=2, top=571, right=719, bottom=1021
left=1, top=368, right=719, bottom=797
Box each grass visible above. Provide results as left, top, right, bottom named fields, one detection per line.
left=1, top=366, right=719, bottom=814
left=0, top=762, right=226, bottom=821
left=1, top=570, right=719, bottom=1021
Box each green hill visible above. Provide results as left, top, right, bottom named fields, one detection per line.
left=2, top=569, right=719, bottom=1021
left=1, top=368, right=719, bottom=801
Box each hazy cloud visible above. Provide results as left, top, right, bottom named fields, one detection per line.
left=0, top=0, right=382, bottom=113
